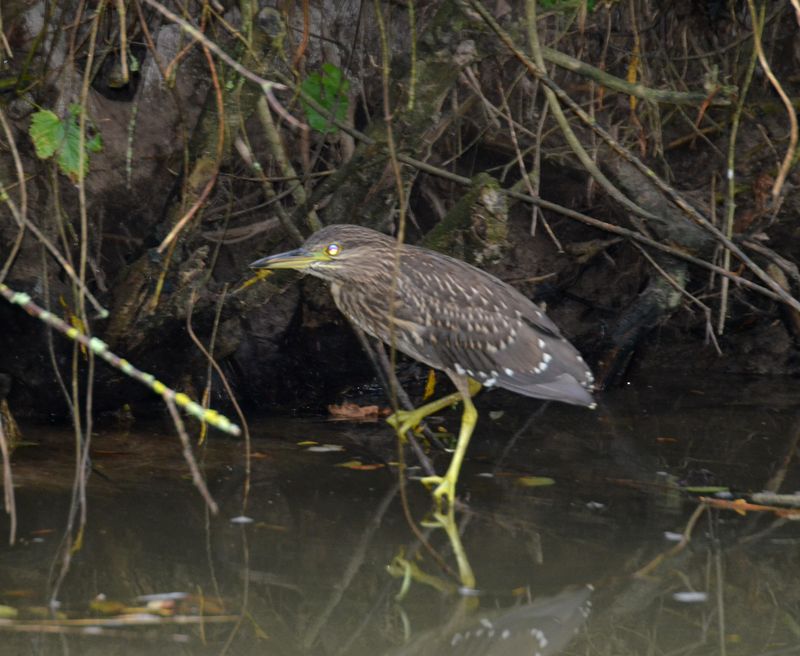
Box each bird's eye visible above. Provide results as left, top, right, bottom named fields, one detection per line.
left=326, top=242, right=341, bottom=257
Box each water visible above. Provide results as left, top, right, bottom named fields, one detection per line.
left=2, top=375, right=800, bottom=655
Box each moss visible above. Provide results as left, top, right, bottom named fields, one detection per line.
left=421, top=173, right=508, bottom=265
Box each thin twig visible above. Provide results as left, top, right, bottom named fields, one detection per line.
left=469, top=0, right=800, bottom=314
left=164, top=397, right=218, bottom=514
left=634, top=503, right=706, bottom=577
left=719, top=5, right=760, bottom=335
left=539, top=44, right=728, bottom=107
left=633, top=243, right=722, bottom=355
left=113, top=0, right=129, bottom=83
left=0, top=419, right=16, bottom=546
left=0, top=110, right=107, bottom=317
left=372, top=0, right=458, bottom=584
left=185, top=287, right=252, bottom=509
left=745, top=0, right=798, bottom=200
left=302, top=484, right=399, bottom=650
left=139, top=0, right=286, bottom=93
left=255, top=96, right=322, bottom=233
left=0, top=282, right=241, bottom=436
left=156, top=39, right=224, bottom=253
left=497, top=78, right=562, bottom=251
left=524, top=0, right=655, bottom=220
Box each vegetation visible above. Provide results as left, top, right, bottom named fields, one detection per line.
left=0, top=1, right=798, bottom=645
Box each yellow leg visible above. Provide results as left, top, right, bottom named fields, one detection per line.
left=420, top=395, right=477, bottom=510
left=434, top=507, right=476, bottom=590
left=386, top=378, right=481, bottom=435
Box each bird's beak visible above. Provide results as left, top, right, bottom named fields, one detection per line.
left=249, top=247, right=328, bottom=271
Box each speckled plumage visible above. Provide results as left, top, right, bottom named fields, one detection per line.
left=290, top=224, right=594, bottom=407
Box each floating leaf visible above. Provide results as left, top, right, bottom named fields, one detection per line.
left=297, top=440, right=318, bottom=446
left=0, top=605, right=18, bottom=619
left=90, top=598, right=126, bottom=615
left=136, top=592, right=189, bottom=602
left=516, top=476, right=556, bottom=487
left=30, top=528, right=55, bottom=536
left=672, top=591, right=708, bottom=603
left=306, top=444, right=345, bottom=453
left=336, top=460, right=384, bottom=471
left=683, top=486, right=729, bottom=494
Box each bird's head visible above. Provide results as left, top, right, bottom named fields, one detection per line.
left=249, top=224, right=396, bottom=285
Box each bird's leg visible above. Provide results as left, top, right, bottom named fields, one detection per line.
left=386, top=378, right=481, bottom=435
left=420, top=393, right=478, bottom=511
left=432, top=507, right=476, bottom=590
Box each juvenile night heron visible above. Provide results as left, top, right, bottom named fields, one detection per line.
left=251, top=224, right=595, bottom=507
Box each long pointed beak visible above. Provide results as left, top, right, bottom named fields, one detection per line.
left=249, top=247, right=325, bottom=271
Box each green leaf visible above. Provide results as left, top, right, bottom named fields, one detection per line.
left=300, top=63, right=350, bottom=134
left=28, top=105, right=103, bottom=180
left=58, top=106, right=86, bottom=177
left=86, top=133, right=103, bottom=153
left=29, top=110, right=63, bottom=159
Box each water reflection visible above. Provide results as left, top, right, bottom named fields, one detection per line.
left=1, top=375, right=799, bottom=654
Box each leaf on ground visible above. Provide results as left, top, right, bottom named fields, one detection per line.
left=327, top=402, right=388, bottom=421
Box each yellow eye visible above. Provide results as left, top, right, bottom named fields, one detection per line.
left=326, top=242, right=341, bottom=257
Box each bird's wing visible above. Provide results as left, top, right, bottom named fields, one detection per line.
left=394, top=252, right=594, bottom=406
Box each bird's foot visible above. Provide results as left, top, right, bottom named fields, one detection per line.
left=420, top=474, right=456, bottom=512
left=386, top=409, right=422, bottom=436
left=419, top=509, right=450, bottom=529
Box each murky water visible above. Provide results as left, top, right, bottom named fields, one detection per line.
left=2, top=375, right=800, bottom=655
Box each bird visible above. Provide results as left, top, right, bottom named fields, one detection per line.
left=250, top=224, right=595, bottom=508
